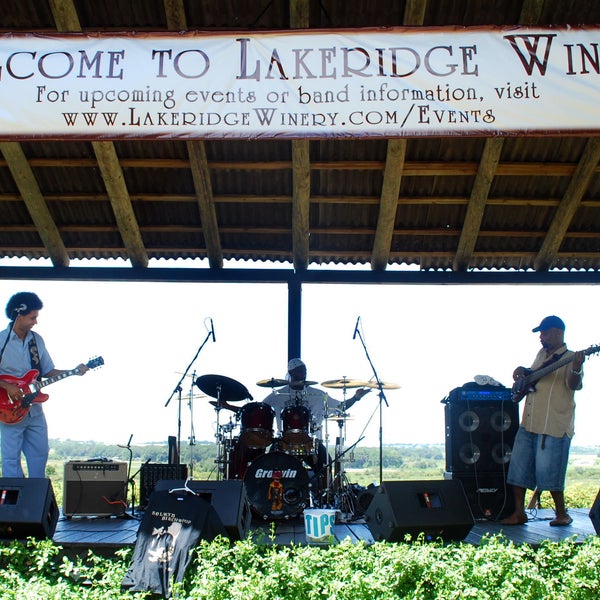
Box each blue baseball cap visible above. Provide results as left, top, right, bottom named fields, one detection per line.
left=532, top=315, right=565, bottom=332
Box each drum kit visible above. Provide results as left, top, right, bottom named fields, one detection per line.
left=195, top=373, right=400, bottom=522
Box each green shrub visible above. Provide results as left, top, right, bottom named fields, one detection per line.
left=1, top=534, right=599, bottom=599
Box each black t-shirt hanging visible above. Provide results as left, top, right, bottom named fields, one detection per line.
left=122, top=490, right=227, bottom=597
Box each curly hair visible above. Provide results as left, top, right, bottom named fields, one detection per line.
left=5, top=292, right=44, bottom=320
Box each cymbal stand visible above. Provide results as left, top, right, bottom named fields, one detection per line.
left=331, top=437, right=364, bottom=519
left=213, top=385, right=225, bottom=480
left=165, top=326, right=213, bottom=457
left=187, top=370, right=196, bottom=477
left=353, top=322, right=388, bottom=485
left=316, top=389, right=336, bottom=506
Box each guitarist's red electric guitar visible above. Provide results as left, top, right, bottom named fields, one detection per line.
left=0, top=357, right=104, bottom=424
left=511, top=345, right=600, bottom=402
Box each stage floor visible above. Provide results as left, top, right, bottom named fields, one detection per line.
left=51, top=507, right=597, bottom=555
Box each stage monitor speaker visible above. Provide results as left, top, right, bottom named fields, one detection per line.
left=448, top=472, right=515, bottom=520
left=365, top=479, right=474, bottom=542
left=63, top=460, right=128, bottom=517
left=444, top=400, right=519, bottom=474
left=140, top=463, right=188, bottom=509
left=590, top=489, right=600, bottom=534
left=155, top=479, right=251, bottom=541
left=0, top=477, right=59, bottom=539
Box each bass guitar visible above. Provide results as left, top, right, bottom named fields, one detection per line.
left=0, top=356, right=104, bottom=424
left=511, top=345, right=599, bottom=402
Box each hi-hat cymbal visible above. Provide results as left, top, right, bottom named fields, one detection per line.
left=321, top=378, right=369, bottom=389
left=257, top=378, right=289, bottom=388
left=195, top=374, right=253, bottom=402
left=366, top=381, right=401, bottom=390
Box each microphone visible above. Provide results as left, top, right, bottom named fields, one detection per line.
left=210, top=318, right=216, bottom=342
left=353, top=316, right=361, bottom=340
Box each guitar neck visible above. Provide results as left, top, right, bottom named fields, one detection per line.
left=36, top=368, right=81, bottom=390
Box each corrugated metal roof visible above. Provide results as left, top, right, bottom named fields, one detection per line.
left=1, top=0, right=600, bottom=274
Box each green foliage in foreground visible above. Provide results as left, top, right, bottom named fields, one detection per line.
left=1, top=534, right=600, bottom=599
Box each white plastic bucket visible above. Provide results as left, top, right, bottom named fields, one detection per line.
left=303, top=508, right=336, bottom=544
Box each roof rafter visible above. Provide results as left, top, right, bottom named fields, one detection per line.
left=0, top=142, right=69, bottom=266
left=50, top=0, right=148, bottom=268
left=453, top=138, right=504, bottom=271
left=165, top=0, right=223, bottom=269
left=534, top=137, right=600, bottom=271
left=290, top=0, right=312, bottom=272
left=370, top=0, right=425, bottom=271
left=452, top=0, right=544, bottom=272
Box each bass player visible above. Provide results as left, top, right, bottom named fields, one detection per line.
left=0, top=292, right=89, bottom=478
left=502, top=315, right=585, bottom=527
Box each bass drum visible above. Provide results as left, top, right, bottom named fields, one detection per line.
left=244, top=451, right=310, bottom=520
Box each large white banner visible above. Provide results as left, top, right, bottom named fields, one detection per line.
left=1, top=26, right=599, bottom=140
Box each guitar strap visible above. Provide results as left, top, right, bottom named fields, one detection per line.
left=540, top=349, right=568, bottom=369
left=28, top=332, right=41, bottom=377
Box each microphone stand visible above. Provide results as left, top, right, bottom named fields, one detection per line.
left=165, top=328, right=213, bottom=458
left=354, top=327, right=388, bottom=485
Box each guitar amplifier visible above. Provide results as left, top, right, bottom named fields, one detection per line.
left=63, top=460, right=128, bottom=517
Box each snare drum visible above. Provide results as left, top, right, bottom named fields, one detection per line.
left=244, top=451, right=310, bottom=519
left=281, top=405, right=315, bottom=455
left=239, top=402, right=275, bottom=449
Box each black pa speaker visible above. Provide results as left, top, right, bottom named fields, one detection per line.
left=0, top=478, right=59, bottom=539
left=449, top=472, right=515, bottom=520
left=155, top=479, right=251, bottom=540
left=444, top=400, right=518, bottom=474
left=140, top=463, right=188, bottom=509
left=365, top=480, right=474, bottom=542
left=590, top=489, right=600, bottom=534
left=63, top=460, right=128, bottom=517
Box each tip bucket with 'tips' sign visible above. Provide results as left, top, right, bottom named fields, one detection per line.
left=303, top=508, right=336, bottom=544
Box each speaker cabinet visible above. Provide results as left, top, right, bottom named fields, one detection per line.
left=140, top=463, right=188, bottom=509
left=445, top=400, right=519, bottom=474
left=155, top=479, right=251, bottom=540
left=0, top=478, right=59, bottom=539
left=590, top=489, right=600, bottom=534
left=448, top=472, right=515, bottom=520
left=63, top=460, right=128, bottom=517
left=365, top=480, right=474, bottom=542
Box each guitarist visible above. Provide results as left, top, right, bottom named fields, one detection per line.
left=0, top=292, right=89, bottom=478
left=502, top=315, right=585, bottom=527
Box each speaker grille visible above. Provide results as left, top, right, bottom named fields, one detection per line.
left=140, top=463, right=188, bottom=509
left=445, top=401, right=518, bottom=474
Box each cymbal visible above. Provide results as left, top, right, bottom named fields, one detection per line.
left=366, top=381, right=401, bottom=390
left=257, top=378, right=289, bottom=388
left=327, top=415, right=355, bottom=422
left=321, top=378, right=369, bottom=389
left=195, top=374, right=253, bottom=402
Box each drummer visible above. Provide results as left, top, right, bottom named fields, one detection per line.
left=263, top=358, right=369, bottom=470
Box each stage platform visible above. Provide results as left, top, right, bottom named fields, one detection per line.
left=50, top=507, right=597, bottom=555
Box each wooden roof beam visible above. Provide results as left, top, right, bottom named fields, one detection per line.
left=369, top=0, right=424, bottom=271
left=453, top=138, right=504, bottom=271
left=0, top=142, right=70, bottom=267
left=451, top=0, right=544, bottom=272
left=371, top=140, right=407, bottom=271
left=92, top=142, right=148, bottom=268
left=534, top=137, right=600, bottom=271
left=162, top=0, right=224, bottom=269
left=187, top=141, right=223, bottom=268
left=51, top=0, right=148, bottom=268
left=289, top=0, right=312, bottom=272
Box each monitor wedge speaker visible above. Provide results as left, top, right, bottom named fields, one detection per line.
left=365, top=479, right=474, bottom=542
